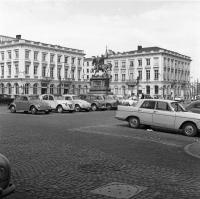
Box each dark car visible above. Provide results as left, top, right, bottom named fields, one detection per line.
left=0, top=153, right=15, bottom=197
left=79, top=94, right=107, bottom=111
left=8, top=95, right=51, bottom=114
left=0, top=94, right=14, bottom=105
left=185, top=100, right=200, bottom=114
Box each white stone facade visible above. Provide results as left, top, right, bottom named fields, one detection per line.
left=104, top=46, right=191, bottom=99
left=0, top=35, right=87, bottom=95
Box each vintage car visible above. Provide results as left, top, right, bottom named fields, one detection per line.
left=115, top=99, right=200, bottom=137
left=121, top=96, right=138, bottom=106
left=63, top=94, right=91, bottom=112
left=39, top=94, right=74, bottom=113
left=185, top=100, right=200, bottom=114
left=0, top=153, right=15, bottom=197
left=0, top=94, right=14, bottom=105
left=79, top=94, right=107, bottom=111
left=93, top=94, right=118, bottom=110
left=9, top=95, right=51, bottom=114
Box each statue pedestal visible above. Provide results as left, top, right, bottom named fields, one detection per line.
left=89, top=75, right=113, bottom=95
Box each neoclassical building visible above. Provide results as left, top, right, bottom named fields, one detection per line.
left=0, top=35, right=87, bottom=96
left=103, top=46, right=191, bottom=99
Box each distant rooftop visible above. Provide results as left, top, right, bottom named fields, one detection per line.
left=0, top=35, right=85, bottom=55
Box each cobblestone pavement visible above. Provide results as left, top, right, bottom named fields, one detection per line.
left=0, top=110, right=200, bottom=199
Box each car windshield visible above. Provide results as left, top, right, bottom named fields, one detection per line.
left=55, top=96, right=65, bottom=100
left=104, top=95, right=114, bottom=100
left=171, top=102, right=186, bottom=112
left=29, top=96, right=39, bottom=100
left=72, top=96, right=80, bottom=100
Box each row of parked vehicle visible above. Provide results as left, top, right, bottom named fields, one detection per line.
left=8, top=94, right=118, bottom=114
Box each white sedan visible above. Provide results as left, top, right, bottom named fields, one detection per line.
left=115, top=99, right=200, bottom=137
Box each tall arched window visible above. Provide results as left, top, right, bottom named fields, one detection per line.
left=57, top=85, right=61, bottom=95
left=7, top=83, right=12, bottom=94
left=146, top=85, right=150, bottom=95
left=25, top=83, right=29, bottom=94
left=121, top=86, right=125, bottom=96
left=33, top=83, right=38, bottom=95
left=50, top=84, right=54, bottom=94
left=0, top=83, right=4, bottom=94
left=78, top=85, right=81, bottom=95
left=114, top=87, right=118, bottom=95
left=14, top=83, right=19, bottom=94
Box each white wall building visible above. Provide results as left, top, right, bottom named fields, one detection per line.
left=0, top=35, right=86, bottom=96
left=105, top=46, right=191, bottom=99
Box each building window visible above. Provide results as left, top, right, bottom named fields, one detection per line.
left=25, top=64, right=30, bottom=75
left=42, top=66, right=46, bottom=77
left=33, top=83, right=38, bottom=94
left=78, top=70, right=81, bottom=80
left=50, top=67, right=54, bottom=78
left=0, top=83, right=4, bottom=94
left=146, top=85, right=150, bottom=95
left=138, top=59, right=142, bottom=66
left=34, top=51, right=38, bottom=61
left=71, top=70, right=75, bottom=80
left=50, top=54, right=54, bottom=63
left=1, top=64, right=4, bottom=77
left=138, top=71, right=142, bottom=80
left=114, top=87, right=118, bottom=95
left=146, top=58, right=150, bottom=66
left=57, top=67, right=61, bottom=79
left=8, top=51, right=11, bottom=59
left=7, top=83, right=12, bottom=94
left=15, top=64, right=19, bottom=75
left=1, top=52, right=4, bottom=61
left=130, top=73, right=133, bottom=80
left=87, top=75, right=89, bottom=79
left=65, top=68, right=68, bottom=79
left=155, top=85, right=159, bottom=94
left=14, top=83, right=19, bottom=94
left=154, top=70, right=159, bottom=80
left=130, top=60, right=134, bottom=67
left=34, top=65, right=38, bottom=75
left=122, top=74, right=126, bottom=81
left=25, top=83, right=29, bottom=94
left=42, top=53, right=47, bottom=62
left=122, top=61, right=126, bottom=68
left=78, top=58, right=81, bottom=66
left=64, top=56, right=68, bottom=63
left=50, top=84, right=54, bottom=94
left=8, top=64, right=11, bottom=76
left=154, top=57, right=159, bottom=66
left=72, top=57, right=75, bottom=64
left=57, top=55, right=62, bottom=63
left=146, top=70, right=150, bottom=80
left=114, top=74, right=118, bottom=81
left=114, top=61, right=118, bottom=68
left=25, top=50, right=30, bottom=59
left=15, top=50, right=19, bottom=59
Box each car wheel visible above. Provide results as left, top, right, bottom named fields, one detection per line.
left=57, top=105, right=63, bottom=113
left=91, top=104, right=97, bottom=111
left=182, top=122, right=197, bottom=137
left=128, top=117, right=140, bottom=128
left=30, top=106, right=37, bottom=115
left=106, top=103, right=112, bottom=110
left=10, top=105, right=16, bottom=113
left=75, top=104, right=81, bottom=112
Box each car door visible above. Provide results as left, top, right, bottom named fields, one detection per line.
left=48, top=95, right=57, bottom=109
left=16, top=96, right=29, bottom=111
left=152, top=101, right=175, bottom=128
left=138, top=100, right=156, bottom=125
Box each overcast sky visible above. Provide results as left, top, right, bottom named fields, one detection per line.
left=1, top=0, right=200, bottom=80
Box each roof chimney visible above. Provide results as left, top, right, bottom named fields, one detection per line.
left=137, top=45, right=142, bottom=51
left=16, top=35, right=21, bottom=39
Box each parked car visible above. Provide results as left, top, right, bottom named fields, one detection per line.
left=174, top=96, right=184, bottom=102
left=79, top=94, right=107, bottom=111
left=185, top=100, right=200, bottom=114
left=116, top=99, right=200, bottom=137
left=0, top=153, right=15, bottom=197
left=113, top=95, right=125, bottom=105
left=95, top=94, right=118, bottom=110
left=0, top=94, right=14, bottom=105
left=122, top=96, right=138, bottom=106
left=9, top=95, right=51, bottom=114
left=63, top=94, right=91, bottom=112
left=39, top=94, right=74, bottom=113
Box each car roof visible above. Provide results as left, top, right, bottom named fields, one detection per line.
left=139, top=99, right=177, bottom=103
